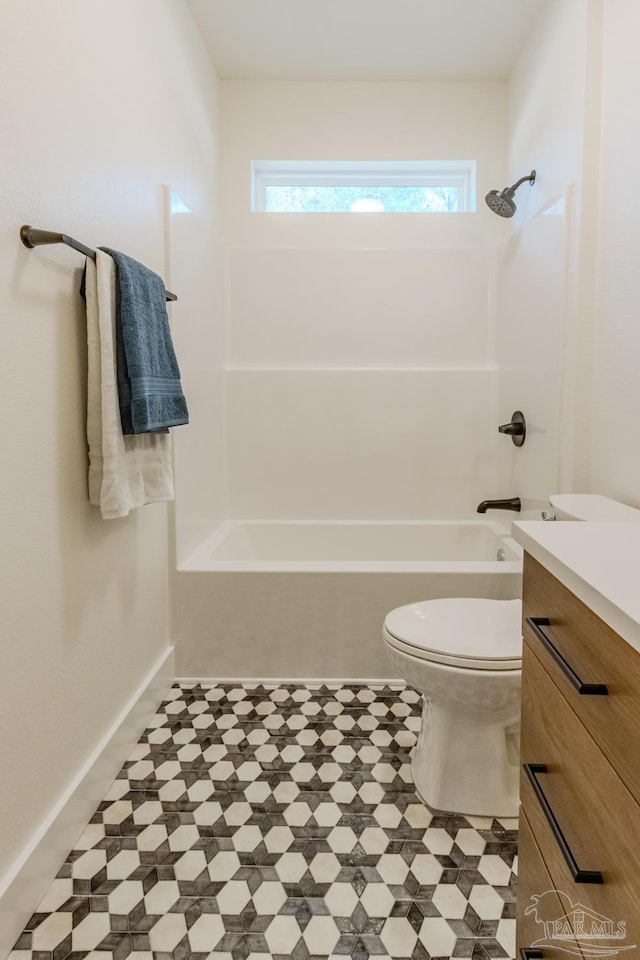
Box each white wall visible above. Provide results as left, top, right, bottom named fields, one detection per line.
left=0, top=0, right=220, bottom=940
left=591, top=0, right=640, bottom=506
left=223, top=81, right=508, bottom=249
left=498, top=0, right=603, bottom=510
left=216, top=81, right=510, bottom=524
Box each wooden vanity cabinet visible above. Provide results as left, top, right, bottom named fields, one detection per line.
left=516, top=553, right=640, bottom=959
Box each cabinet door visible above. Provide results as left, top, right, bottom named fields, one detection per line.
left=520, top=640, right=640, bottom=951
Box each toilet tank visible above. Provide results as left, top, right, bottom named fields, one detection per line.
left=549, top=494, right=640, bottom=521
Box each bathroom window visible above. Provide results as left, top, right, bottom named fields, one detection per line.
left=252, top=160, right=475, bottom=213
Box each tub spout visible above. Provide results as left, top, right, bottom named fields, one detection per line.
left=477, top=497, right=521, bottom=514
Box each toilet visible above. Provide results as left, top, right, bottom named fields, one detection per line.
left=383, top=494, right=640, bottom=818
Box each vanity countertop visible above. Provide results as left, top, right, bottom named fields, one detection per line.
left=513, top=521, right=640, bottom=653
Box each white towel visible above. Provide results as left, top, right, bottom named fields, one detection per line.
left=85, top=251, right=175, bottom=519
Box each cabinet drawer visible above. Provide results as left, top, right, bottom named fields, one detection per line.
left=521, top=640, right=640, bottom=948
left=517, top=810, right=585, bottom=960
left=523, top=553, right=640, bottom=802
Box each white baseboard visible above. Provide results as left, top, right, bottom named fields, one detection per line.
left=0, top=646, right=175, bottom=960
left=175, top=676, right=405, bottom=686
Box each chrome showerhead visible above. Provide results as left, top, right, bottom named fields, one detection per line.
left=485, top=170, right=536, bottom=218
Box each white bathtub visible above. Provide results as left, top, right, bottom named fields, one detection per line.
left=174, top=519, right=523, bottom=680
left=179, top=519, right=522, bottom=573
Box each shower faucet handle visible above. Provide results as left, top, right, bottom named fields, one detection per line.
left=498, top=411, right=526, bottom=447
left=498, top=422, right=524, bottom=435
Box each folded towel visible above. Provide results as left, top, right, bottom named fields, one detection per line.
left=100, top=247, right=188, bottom=434
left=85, top=252, right=175, bottom=519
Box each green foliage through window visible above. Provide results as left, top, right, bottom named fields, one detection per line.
left=265, top=184, right=459, bottom=213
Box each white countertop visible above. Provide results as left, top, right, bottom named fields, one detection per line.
left=513, top=521, right=640, bottom=653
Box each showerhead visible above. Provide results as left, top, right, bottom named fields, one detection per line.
left=485, top=170, right=536, bottom=218
left=485, top=188, right=516, bottom=218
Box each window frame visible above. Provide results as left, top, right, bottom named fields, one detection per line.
left=251, top=160, right=476, bottom=213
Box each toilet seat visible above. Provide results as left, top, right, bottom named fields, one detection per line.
left=383, top=598, right=522, bottom=670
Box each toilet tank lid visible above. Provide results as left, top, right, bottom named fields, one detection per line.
left=550, top=494, right=640, bottom=521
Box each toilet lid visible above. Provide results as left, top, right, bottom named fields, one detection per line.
left=384, top=598, right=522, bottom=670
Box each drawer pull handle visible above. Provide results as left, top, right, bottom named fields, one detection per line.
left=525, top=618, right=608, bottom=695
left=520, top=951, right=544, bottom=960
left=524, top=763, right=603, bottom=884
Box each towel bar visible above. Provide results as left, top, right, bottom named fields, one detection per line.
left=20, top=225, right=178, bottom=302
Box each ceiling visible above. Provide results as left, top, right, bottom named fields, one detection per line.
left=187, top=0, right=546, bottom=82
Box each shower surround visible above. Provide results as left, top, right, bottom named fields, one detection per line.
left=173, top=80, right=511, bottom=548
left=172, top=80, right=523, bottom=679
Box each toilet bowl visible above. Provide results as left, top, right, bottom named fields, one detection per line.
left=383, top=494, right=640, bottom=818
left=384, top=598, right=522, bottom=817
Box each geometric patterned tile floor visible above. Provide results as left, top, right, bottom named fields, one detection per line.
left=11, top=683, right=517, bottom=960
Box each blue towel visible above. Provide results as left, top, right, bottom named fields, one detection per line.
left=100, top=248, right=188, bottom=434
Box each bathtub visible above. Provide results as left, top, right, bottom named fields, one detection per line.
left=174, top=520, right=523, bottom=680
